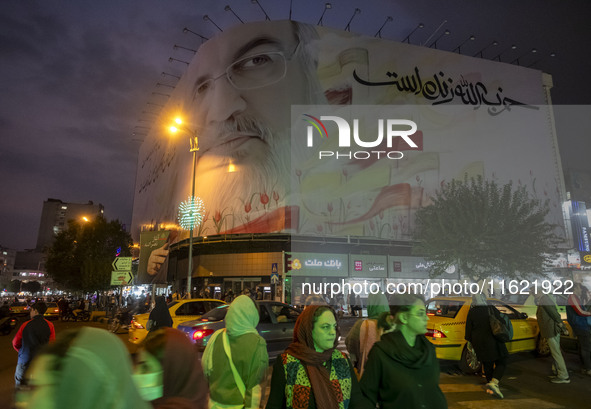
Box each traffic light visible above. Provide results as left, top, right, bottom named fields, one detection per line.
left=284, top=252, right=292, bottom=272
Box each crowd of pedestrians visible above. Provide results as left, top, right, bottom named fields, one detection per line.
left=9, top=283, right=591, bottom=409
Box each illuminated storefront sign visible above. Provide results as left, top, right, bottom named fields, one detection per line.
left=289, top=252, right=348, bottom=277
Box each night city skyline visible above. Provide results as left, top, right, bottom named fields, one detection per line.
left=1, top=0, right=590, bottom=251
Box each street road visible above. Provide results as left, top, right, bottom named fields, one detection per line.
left=1, top=316, right=589, bottom=409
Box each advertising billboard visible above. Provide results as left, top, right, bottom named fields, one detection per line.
left=137, top=230, right=178, bottom=284
left=131, top=20, right=564, bottom=243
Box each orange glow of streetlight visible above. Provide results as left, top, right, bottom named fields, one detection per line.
left=166, top=114, right=199, bottom=296
left=169, top=117, right=184, bottom=134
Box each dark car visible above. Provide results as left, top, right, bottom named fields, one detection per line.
left=177, top=300, right=301, bottom=360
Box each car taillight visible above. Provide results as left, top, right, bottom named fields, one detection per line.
left=192, top=329, right=215, bottom=341
left=426, top=328, right=446, bottom=338
left=53, top=309, right=59, bottom=313
left=131, top=320, right=144, bottom=329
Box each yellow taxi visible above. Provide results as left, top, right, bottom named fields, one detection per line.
left=10, top=301, right=30, bottom=316
left=43, top=302, right=60, bottom=320
left=425, top=296, right=541, bottom=373
left=129, top=298, right=226, bottom=344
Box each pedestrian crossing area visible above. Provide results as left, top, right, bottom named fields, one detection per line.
left=441, top=385, right=567, bottom=408
left=447, top=398, right=565, bottom=408
left=439, top=374, right=570, bottom=409
left=260, top=368, right=572, bottom=409
left=336, top=337, right=347, bottom=353
left=260, top=376, right=570, bottom=409
left=259, top=337, right=576, bottom=409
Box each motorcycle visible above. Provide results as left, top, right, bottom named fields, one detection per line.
left=0, top=316, right=17, bottom=335
left=108, top=307, right=134, bottom=333
left=64, top=309, right=91, bottom=322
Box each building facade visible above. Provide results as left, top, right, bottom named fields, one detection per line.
left=0, top=246, right=16, bottom=285
left=35, top=198, right=104, bottom=251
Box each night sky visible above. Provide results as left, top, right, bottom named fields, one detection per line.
left=1, top=0, right=590, bottom=250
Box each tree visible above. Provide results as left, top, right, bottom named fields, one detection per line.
left=45, top=216, right=132, bottom=292
left=21, top=281, right=42, bottom=294
left=8, top=279, right=21, bottom=293
left=413, top=176, right=562, bottom=282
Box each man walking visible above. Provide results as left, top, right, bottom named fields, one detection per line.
left=535, top=293, right=569, bottom=383
left=12, top=301, right=55, bottom=386
left=566, top=282, right=591, bottom=375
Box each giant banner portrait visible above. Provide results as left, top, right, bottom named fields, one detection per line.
left=131, top=20, right=565, bottom=243
left=137, top=230, right=178, bottom=284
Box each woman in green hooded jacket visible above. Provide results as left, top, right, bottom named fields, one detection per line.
left=202, top=295, right=268, bottom=408
left=360, top=294, right=447, bottom=409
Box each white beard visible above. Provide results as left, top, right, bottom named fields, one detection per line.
left=194, top=129, right=292, bottom=226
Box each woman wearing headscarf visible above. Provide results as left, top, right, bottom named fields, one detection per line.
left=202, top=295, right=268, bottom=408
left=266, top=305, right=368, bottom=409
left=18, top=327, right=150, bottom=409
left=360, top=294, right=447, bottom=409
left=465, top=293, right=508, bottom=398
left=147, top=296, right=173, bottom=332
left=345, top=292, right=389, bottom=376
left=137, top=327, right=208, bottom=409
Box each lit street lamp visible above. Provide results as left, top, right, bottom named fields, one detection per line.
left=170, top=117, right=202, bottom=297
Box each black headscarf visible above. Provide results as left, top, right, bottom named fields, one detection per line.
left=148, top=296, right=173, bottom=332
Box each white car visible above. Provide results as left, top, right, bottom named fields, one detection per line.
left=504, top=293, right=567, bottom=320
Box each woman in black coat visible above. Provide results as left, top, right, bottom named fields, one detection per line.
left=360, top=294, right=447, bottom=409
left=148, top=296, right=173, bottom=332
left=465, top=294, right=508, bottom=399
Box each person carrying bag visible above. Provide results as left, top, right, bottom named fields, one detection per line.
left=488, top=305, right=512, bottom=343
left=202, top=296, right=267, bottom=409
left=465, top=294, right=508, bottom=398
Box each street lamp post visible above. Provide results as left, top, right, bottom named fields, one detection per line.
left=170, top=118, right=200, bottom=298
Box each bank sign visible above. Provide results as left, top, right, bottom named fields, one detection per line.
left=289, top=253, right=348, bottom=277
